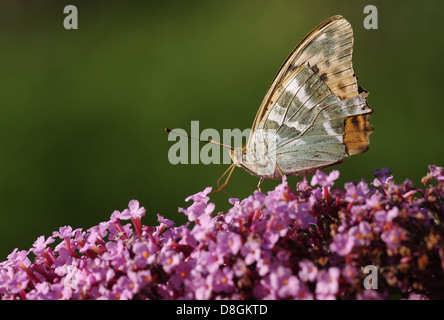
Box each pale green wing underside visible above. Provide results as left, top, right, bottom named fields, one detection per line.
left=247, top=62, right=371, bottom=176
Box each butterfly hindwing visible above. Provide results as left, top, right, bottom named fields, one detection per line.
left=248, top=62, right=371, bottom=176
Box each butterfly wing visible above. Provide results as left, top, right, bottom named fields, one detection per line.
left=246, top=15, right=373, bottom=177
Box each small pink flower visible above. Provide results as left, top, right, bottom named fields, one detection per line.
left=311, top=170, right=340, bottom=187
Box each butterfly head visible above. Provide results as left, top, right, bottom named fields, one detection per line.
left=229, top=146, right=246, bottom=166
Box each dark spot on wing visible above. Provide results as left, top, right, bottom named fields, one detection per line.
left=287, top=63, right=297, bottom=73
left=311, top=64, right=319, bottom=74
left=320, top=73, right=328, bottom=81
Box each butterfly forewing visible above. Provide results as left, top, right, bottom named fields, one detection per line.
left=250, top=16, right=355, bottom=134
left=245, top=16, right=373, bottom=178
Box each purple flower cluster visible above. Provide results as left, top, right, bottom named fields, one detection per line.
left=1, top=166, right=444, bottom=300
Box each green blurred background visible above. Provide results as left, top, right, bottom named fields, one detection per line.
left=0, top=0, right=443, bottom=259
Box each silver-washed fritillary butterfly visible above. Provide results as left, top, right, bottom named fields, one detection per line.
left=168, top=16, right=374, bottom=193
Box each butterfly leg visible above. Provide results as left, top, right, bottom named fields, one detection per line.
left=276, top=163, right=285, bottom=178
left=211, top=164, right=236, bottom=194
left=257, top=177, right=265, bottom=192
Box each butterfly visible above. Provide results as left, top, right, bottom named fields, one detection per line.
left=166, top=15, right=374, bottom=193
left=213, top=15, right=374, bottom=192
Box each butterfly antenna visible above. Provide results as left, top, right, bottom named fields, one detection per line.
left=165, top=128, right=233, bottom=150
